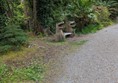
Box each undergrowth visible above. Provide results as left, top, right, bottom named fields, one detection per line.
left=80, top=24, right=103, bottom=34
left=0, top=64, right=44, bottom=83
left=0, top=24, right=28, bottom=54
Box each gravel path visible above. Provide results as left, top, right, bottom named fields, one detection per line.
left=51, top=24, right=118, bottom=83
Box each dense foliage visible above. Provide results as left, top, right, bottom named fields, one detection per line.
left=0, top=24, right=27, bottom=53
left=0, top=0, right=118, bottom=53
left=37, top=0, right=118, bottom=32
left=0, top=0, right=27, bottom=53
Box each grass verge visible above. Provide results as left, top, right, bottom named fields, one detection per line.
left=0, top=64, right=44, bottom=83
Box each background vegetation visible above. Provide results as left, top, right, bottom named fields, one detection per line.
left=0, top=0, right=118, bottom=44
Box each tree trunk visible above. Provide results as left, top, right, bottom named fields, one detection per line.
left=33, top=0, right=37, bottom=31
left=22, top=0, right=33, bottom=31
left=33, top=0, right=43, bottom=34
left=5, top=0, right=13, bottom=18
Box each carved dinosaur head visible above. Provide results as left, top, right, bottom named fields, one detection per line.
left=69, top=21, right=76, bottom=27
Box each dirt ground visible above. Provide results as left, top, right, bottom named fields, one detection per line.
left=0, top=34, right=89, bottom=83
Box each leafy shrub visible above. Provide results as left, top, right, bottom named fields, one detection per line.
left=93, top=6, right=112, bottom=26
left=94, top=0, right=118, bottom=20
left=0, top=24, right=28, bottom=53
left=67, top=0, right=95, bottom=32
left=80, top=24, right=102, bottom=34
left=0, top=15, right=6, bottom=27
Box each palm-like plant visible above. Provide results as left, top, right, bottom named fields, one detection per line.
left=95, top=0, right=118, bottom=7
left=94, top=0, right=118, bottom=19
left=68, top=0, right=93, bottom=16
left=66, top=0, right=94, bottom=31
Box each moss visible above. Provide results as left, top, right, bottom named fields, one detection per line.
left=0, top=47, right=37, bottom=63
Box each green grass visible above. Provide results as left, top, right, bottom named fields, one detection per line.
left=70, top=40, right=87, bottom=46
left=0, top=64, right=44, bottom=83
